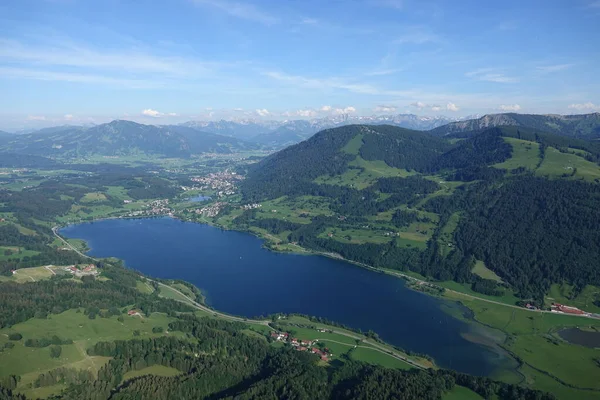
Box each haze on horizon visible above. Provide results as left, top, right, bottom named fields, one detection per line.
left=1, top=0, right=599, bottom=131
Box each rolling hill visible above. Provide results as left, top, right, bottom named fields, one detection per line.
left=430, top=112, right=600, bottom=138
left=0, top=120, right=259, bottom=158
left=237, top=124, right=600, bottom=301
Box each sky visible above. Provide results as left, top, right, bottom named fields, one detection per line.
left=1, top=0, right=599, bottom=131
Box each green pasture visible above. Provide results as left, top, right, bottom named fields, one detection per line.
left=494, top=137, right=540, bottom=171
left=536, top=147, right=600, bottom=181
left=471, top=260, right=503, bottom=283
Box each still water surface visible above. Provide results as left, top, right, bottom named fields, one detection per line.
left=61, top=217, right=513, bottom=376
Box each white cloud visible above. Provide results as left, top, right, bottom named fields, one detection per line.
left=64, top=114, right=74, bottom=121
left=192, top=0, right=279, bottom=25
left=255, top=108, right=270, bottom=117
left=320, top=105, right=332, bottom=112
left=446, top=102, right=459, bottom=112
left=374, top=105, right=397, bottom=113
left=333, top=106, right=356, bottom=115
left=465, top=68, right=518, bottom=83
left=0, top=38, right=212, bottom=76
left=27, top=115, right=46, bottom=121
left=142, top=109, right=162, bottom=117
left=430, top=106, right=441, bottom=112
left=282, top=109, right=318, bottom=118
left=264, top=70, right=415, bottom=97
left=0, top=66, right=167, bottom=89
left=167, top=112, right=179, bottom=117
left=568, top=102, right=600, bottom=111
left=498, top=104, right=521, bottom=112
left=410, top=101, right=427, bottom=109
left=233, top=108, right=244, bottom=112
left=536, top=64, right=575, bottom=73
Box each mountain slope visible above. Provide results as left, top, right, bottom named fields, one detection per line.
left=241, top=125, right=452, bottom=201
left=430, top=112, right=600, bottom=138
left=236, top=124, right=600, bottom=301
left=0, top=121, right=258, bottom=157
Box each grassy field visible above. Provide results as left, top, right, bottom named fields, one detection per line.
left=437, top=212, right=460, bottom=257
left=121, top=365, right=181, bottom=382
left=0, top=246, right=40, bottom=261
left=442, top=385, right=483, bottom=400
left=494, top=137, right=540, bottom=171
left=536, top=147, right=600, bottom=181
left=471, top=260, right=503, bottom=283
left=341, top=134, right=364, bottom=155
left=275, top=315, right=429, bottom=369
left=449, top=294, right=600, bottom=398
left=80, top=192, right=108, bottom=203
left=0, top=309, right=177, bottom=378
left=0, top=265, right=59, bottom=283
left=314, top=156, right=414, bottom=190
left=349, top=347, right=412, bottom=370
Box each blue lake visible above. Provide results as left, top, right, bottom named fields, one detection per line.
left=61, top=217, right=514, bottom=376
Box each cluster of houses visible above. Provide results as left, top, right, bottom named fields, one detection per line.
left=241, top=203, right=262, bottom=210
left=194, top=202, right=227, bottom=218
left=269, top=331, right=332, bottom=361
left=63, top=264, right=99, bottom=277
left=190, top=171, right=241, bottom=197
left=121, top=199, right=173, bottom=218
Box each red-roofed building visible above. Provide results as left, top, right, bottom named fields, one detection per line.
left=297, top=346, right=307, bottom=351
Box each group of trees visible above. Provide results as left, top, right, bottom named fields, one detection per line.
left=0, top=264, right=192, bottom=328
left=2, top=314, right=551, bottom=400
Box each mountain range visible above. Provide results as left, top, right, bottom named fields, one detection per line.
left=2, top=112, right=600, bottom=158
left=430, top=112, right=600, bottom=137
left=0, top=120, right=258, bottom=158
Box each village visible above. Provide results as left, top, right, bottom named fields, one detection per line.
left=190, top=171, right=242, bottom=197
left=193, top=201, right=228, bottom=218
left=121, top=199, right=174, bottom=218
left=269, top=330, right=333, bottom=362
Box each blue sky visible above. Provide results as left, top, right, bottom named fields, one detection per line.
left=1, top=0, right=599, bottom=130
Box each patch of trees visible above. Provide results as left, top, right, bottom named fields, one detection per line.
left=430, top=129, right=512, bottom=172
left=24, top=335, right=72, bottom=348
left=423, top=177, right=600, bottom=300
left=0, top=265, right=192, bottom=328
left=452, top=166, right=507, bottom=182
left=391, top=209, right=419, bottom=228
left=471, top=278, right=504, bottom=297
left=359, top=125, right=452, bottom=172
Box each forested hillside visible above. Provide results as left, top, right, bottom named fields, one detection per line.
left=238, top=124, right=600, bottom=301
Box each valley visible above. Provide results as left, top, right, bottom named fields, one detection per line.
left=1, top=115, right=600, bottom=399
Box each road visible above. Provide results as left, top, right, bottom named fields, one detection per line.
left=314, top=333, right=427, bottom=370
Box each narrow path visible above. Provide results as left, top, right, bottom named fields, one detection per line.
left=317, top=329, right=427, bottom=370
left=52, top=227, right=98, bottom=261
left=150, top=280, right=272, bottom=327
left=45, top=265, right=56, bottom=275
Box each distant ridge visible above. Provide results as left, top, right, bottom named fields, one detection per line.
left=429, top=112, right=600, bottom=138
left=0, top=120, right=259, bottom=157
